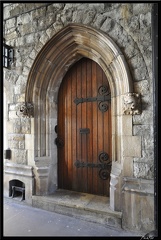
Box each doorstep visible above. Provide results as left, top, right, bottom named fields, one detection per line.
left=32, top=189, right=122, bottom=229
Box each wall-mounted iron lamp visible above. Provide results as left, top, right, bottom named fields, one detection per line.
left=4, top=148, right=11, bottom=160
left=3, top=39, right=14, bottom=69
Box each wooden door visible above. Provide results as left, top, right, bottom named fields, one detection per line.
left=57, top=58, right=111, bottom=196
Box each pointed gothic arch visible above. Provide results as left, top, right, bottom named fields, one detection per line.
left=25, top=23, right=141, bottom=211
left=26, top=23, right=133, bottom=102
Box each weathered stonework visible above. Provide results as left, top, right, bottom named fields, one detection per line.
left=4, top=162, right=34, bottom=204
left=123, top=93, right=141, bottom=115
left=16, top=102, right=34, bottom=118
left=133, top=162, right=154, bottom=179
left=3, top=3, right=155, bottom=234
left=122, top=177, right=154, bottom=232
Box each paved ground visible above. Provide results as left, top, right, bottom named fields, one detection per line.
left=3, top=197, right=141, bottom=237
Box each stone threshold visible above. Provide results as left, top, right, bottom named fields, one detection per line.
left=32, top=189, right=122, bottom=229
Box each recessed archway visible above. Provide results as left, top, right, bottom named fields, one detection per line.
left=25, top=23, right=135, bottom=211
left=26, top=23, right=133, bottom=103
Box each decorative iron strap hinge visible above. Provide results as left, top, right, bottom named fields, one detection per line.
left=74, top=152, right=111, bottom=180
left=74, top=85, right=111, bottom=112
left=74, top=160, right=111, bottom=169
left=74, top=94, right=111, bottom=105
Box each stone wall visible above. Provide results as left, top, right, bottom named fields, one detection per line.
left=3, top=3, right=153, bottom=179
left=3, top=3, right=155, bottom=233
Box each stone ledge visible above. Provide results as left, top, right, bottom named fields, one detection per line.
left=4, top=162, right=34, bottom=178
left=122, top=177, right=154, bottom=195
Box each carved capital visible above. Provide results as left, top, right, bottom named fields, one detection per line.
left=123, top=93, right=141, bottom=115
left=16, top=102, right=34, bottom=118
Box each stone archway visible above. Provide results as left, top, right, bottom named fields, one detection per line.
left=25, top=23, right=141, bottom=211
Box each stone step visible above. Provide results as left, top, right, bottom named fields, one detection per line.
left=32, top=189, right=122, bottom=229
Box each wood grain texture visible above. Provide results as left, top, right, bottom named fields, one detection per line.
left=58, top=58, right=111, bottom=196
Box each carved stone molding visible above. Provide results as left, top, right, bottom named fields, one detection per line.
left=123, top=93, right=141, bottom=115
left=16, top=102, right=34, bottom=118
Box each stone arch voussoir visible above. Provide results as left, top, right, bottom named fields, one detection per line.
left=26, top=23, right=133, bottom=104
left=24, top=24, right=141, bottom=208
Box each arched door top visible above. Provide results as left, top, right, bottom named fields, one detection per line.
left=25, top=23, right=133, bottom=104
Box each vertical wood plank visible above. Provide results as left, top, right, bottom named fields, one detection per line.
left=58, top=57, right=111, bottom=196
left=92, top=60, right=98, bottom=194
left=81, top=58, right=87, bottom=192
left=86, top=58, right=93, bottom=193
left=66, top=71, right=72, bottom=189
left=71, top=64, right=77, bottom=190
left=102, top=71, right=111, bottom=196
left=58, top=77, right=65, bottom=188
left=76, top=59, right=82, bottom=191
left=97, top=63, right=104, bottom=195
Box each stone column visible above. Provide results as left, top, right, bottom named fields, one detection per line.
left=110, top=162, right=122, bottom=211
left=35, top=166, right=50, bottom=195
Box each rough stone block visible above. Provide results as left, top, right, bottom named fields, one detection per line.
left=15, top=93, right=25, bottom=102
left=31, top=8, right=43, bottom=19
left=9, top=140, right=19, bottom=149
left=16, top=74, right=27, bottom=85
left=15, top=36, right=25, bottom=46
left=14, top=85, right=22, bottom=95
left=9, top=111, right=19, bottom=119
left=3, top=5, right=11, bottom=19
left=24, top=57, right=34, bottom=68
left=21, top=23, right=33, bottom=36
left=8, top=134, right=25, bottom=141
left=22, top=66, right=30, bottom=76
left=142, top=149, right=154, bottom=160
left=19, top=141, right=25, bottom=149
left=25, top=33, right=35, bottom=44
left=13, top=149, right=27, bottom=164
left=6, top=18, right=16, bottom=29
left=133, top=124, right=152, bottom=136
left=134, top=80, right=150, bottom=96
left=34, top=3, right=47, bottom=9
left=10, top=5, right=21, bottom=16
left=21, top=13, right=31, bottom=24
left=83, top=10, right=96, bottom=25
left=29, top=49, right=37, bottom=60
left=5, top=31, right=17, bottom=41
left=133, top=110, right=153, bottom=125
left=39, top=33, right=49, bottom=45
left=93, top=14, right=107, bottom=29
left=24, top=3, right=35, bottom=12
left=21, top=118, right=31, bottom=134
left=142, top=135, right=154, bottom=150
left=46, top=27, right=56, bottom=39
left=133, top=162, right=154, bottom=179
left=13, top=122, right=21, bottom=133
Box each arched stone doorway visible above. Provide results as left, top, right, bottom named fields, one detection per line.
left=25, top=23, right=141, bottom=211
